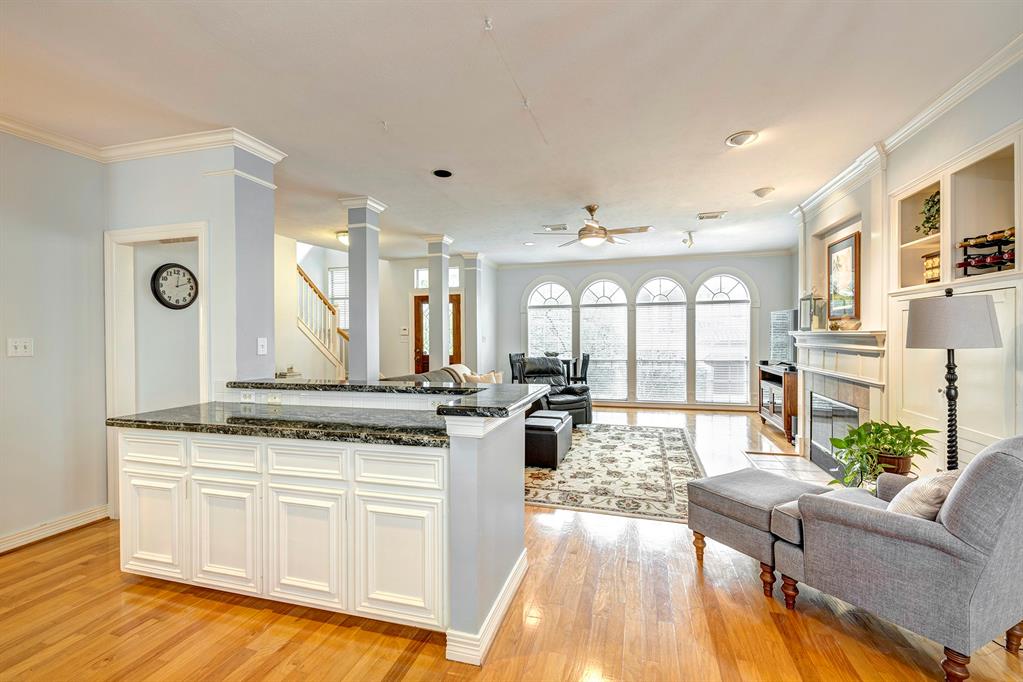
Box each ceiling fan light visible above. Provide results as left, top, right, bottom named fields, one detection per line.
left=580, top=235, right=605, bottom=247
left=336, top=231, right=350, bottom=246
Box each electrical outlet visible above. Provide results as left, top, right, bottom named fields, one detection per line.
left=6, top=337, right=34, bottom=357
left=239, top=391, right=256, bottom=403
left=257, top=337, right=268, bottom=356
left=267, top=392, right=282, bottom=405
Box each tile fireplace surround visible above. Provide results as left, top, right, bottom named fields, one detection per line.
left=790, top=331, right=887, bottom=458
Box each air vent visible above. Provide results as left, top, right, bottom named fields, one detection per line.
left=697, top=211, right=728, bottom=221
left=541, top=224, right=568, bottom=232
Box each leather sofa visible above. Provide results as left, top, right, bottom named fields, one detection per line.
left=520, top=356, right=592, bottom=426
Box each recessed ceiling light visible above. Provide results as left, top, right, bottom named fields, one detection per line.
left=725, top=130, right=759, bottom=147
left=335, top=231, right=349, bottom=246
left=697, top=211, right=728, bottom=220
left=752, top=186, right=775, bottom=198
left=523, top=241, right=535, bottom=246
left=432, top=169, right=453, bottom=178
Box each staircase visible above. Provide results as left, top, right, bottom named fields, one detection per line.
left=296, top=265, right=347, bottom=379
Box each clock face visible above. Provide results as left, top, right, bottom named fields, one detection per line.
left=151, top=263, right=198, bottom=310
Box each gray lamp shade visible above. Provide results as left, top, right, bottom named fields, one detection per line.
left=906, top=293, right=1002, bottom=350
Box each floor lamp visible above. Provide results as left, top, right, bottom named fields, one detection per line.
left=905, top=288, right=1002, bottom=471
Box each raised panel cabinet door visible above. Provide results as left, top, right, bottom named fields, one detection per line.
left=121, top=469, right=188, bottom=579
left=267, top=485, right=347, bottom=609
left=354, top=491, right=444, bottom=628
left=191, top=477, right=261, bottom=594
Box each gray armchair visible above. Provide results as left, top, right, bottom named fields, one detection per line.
left=789, top=436, right=1023, bottom=681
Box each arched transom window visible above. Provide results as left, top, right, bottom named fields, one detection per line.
left=636, top=277, right=686, bottom=402
left=580, top=280, right=628, bottom=400
left=695, top=274, right=751, bottom=404
left=526, top=282, right=573, bottom=358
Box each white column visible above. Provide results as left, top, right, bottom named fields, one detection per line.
left=462, top=252, right=483, bottom=372
left=343, top=196, right=386, bottom=382
left=425, top=235, right=452, bottom=371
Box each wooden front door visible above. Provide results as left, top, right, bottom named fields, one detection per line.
left=413, top=294, right=461, bottom=373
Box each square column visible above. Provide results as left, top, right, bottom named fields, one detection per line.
left=425, top=235, right=452, bottom=371
left=462, top=252, right=483, bottom=372
left=342, top=196, right=386, bottom=382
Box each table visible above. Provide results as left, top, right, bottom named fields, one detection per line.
left=559, top=357, right=578, bottom=381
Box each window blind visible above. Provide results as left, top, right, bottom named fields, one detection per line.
left=328, top=267, right=350, bottom=329
left=579, top=280, right=628, bottom=400
left=413, top=267, right=459, bottom=289
left=527, top=307, right=572, bottom=357
left=636, top=303, right=686, bottom=402
left=695, top=301, right=750, bottom=404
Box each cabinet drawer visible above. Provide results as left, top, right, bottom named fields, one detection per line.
left=354, top=448, right=445, bottom=491
left=191, top=439, right=261, bottom=472
left=121, top=433, right=186, bottom=467
left=268, top=443, right=348, bottom=481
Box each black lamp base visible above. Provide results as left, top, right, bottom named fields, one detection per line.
left=944, top=347, right=959, bottom=471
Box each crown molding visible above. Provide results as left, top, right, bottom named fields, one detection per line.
left=0, top=116, right=286, bottom=165
left=0, top=116, right=103, bottom=161
left=424, top=234, right=454, bottom=245
left=202, top=168, right=277, bottom=190
left=792, top=33, right=1023, bottom=218
left=339, top=196, right=388, bottom=213
left=491, top=247, right=797, bottom=270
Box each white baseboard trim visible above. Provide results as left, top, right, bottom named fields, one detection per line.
left=445, top=548, right=529, bottom=666
left=0, top=505, right=109, bottom=554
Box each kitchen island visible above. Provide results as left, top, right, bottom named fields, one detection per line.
left=107, top=379, right=547, bottom=665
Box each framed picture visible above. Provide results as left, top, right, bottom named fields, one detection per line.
left=827, top=232, right=860, bottom=320
left=798, top=295, right=814, bottom=331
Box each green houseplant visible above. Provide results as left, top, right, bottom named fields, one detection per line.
left=915, top=190, right=940, bottom=235
left=829, top=421, right=938, bottom=487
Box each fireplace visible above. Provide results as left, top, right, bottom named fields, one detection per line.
left=808, top=393, right=859, bottom=483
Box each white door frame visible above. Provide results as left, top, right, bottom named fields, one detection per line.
left=104, top=221, right=210, bottom=517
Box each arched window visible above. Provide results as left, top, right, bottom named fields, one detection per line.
left=526, top=282, right=573, bottom=357
left=636, top=277, right=686, bottom=402
left=695, top=274, right=751, bottom=404
left=580, top=279, right=628, bottom=400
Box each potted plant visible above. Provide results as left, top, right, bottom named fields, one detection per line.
left=829, top=421, right=937, bottom=487
left=915, top=190, right=940, bottom=235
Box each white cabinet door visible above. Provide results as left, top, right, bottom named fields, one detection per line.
left=267, top=484, right=347, bottom=609
left=191, top=476, right=261, bottom=594
left=121, top=469, right=188, bottom=579
left=354, top=491, right=443, bottom=628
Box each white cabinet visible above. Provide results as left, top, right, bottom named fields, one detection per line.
left=191, top=476, right=262, bottom=594
left=121, top=469, right=189, bottom=579
left=354, top=491, right=444, bottom=628
left=267, top=484, right=347, bottom=609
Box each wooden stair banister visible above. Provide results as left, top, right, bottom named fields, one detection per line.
left=295, top=265, right=346, bottom=379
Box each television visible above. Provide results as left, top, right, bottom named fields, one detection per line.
left=769, top=309, right=798, bottom=365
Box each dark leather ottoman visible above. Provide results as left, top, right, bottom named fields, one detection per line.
left=524, top=412, right=572, bottom=469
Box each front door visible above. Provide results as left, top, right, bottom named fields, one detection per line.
left=413, top=294, right=461, bottom=373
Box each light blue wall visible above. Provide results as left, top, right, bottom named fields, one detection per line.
left=0, top=132, right=109, bottom=537
left=234, top=152, right=276, bottom=379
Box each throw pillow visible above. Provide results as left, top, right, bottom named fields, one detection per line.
left=463, top=371, right=503, bottom=384
left=886, top=470, right=962, bottom=521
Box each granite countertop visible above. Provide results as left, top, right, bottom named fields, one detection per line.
left=226, top=377, right=482, bottom=395
left=106, top=402, right=450, bottom=447
left=225, top=378, right=549, bottom=418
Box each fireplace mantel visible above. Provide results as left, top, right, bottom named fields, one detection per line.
left=789, top=330, right=886, bottom=354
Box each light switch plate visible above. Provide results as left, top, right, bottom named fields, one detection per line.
left=257, top=337, right=268, bottom=355
left=6, top=337, right=34, bottom=357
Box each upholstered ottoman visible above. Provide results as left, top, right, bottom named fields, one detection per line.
left=686, top=469, right=830, bottom=595
left=525, top=411, right=572, bottom=469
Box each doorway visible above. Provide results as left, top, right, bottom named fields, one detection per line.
left=413, top=294, right=461, bottom=372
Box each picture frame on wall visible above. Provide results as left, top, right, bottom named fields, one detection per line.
left=827, top=232, right=860, bottom=320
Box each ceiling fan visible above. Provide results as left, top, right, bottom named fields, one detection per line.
left=535, top=204, right=653, bottom=247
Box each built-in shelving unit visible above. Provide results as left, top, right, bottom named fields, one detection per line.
left=891, top=129, right=1019, bottom=293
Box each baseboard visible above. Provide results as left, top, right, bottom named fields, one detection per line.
left=0, top=505, right=109, bottom=554
left=445, top=548, right=529, bottom=666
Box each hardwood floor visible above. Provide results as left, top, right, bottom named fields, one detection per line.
left=1, top=410, right=1019, bottom=681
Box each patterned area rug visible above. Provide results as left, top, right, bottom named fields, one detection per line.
left=524, top=424, right=704, bottom=523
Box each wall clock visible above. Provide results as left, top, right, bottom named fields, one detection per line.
left=151, top=263, right=198, bottom=310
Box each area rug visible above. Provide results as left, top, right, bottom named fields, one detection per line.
left=524, top=424, right=704, bottom=523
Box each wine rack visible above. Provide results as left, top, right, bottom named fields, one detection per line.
left=956, top=227, right=1015, bottom=277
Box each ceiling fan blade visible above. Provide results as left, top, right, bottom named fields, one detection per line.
left=605, top=225, right=653, bottom=235
left=608, top=236, right=630, bottom=245
left=558, top=238, right=581, bottom=248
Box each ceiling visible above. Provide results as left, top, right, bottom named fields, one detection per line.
left=2, top=2, right=1020, bottom=264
